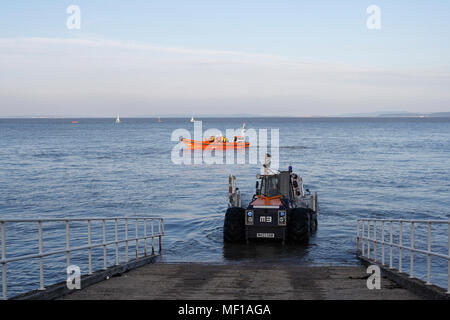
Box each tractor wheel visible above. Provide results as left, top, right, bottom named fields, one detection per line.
left=288, top=208, right=311, bottom=244
left=224, top=207, right=245, bottom=243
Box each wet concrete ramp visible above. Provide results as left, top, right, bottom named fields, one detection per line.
left=61, top=263, right=421, bottom=300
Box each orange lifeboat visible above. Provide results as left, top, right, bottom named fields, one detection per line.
left=181, top=136, right=249, bottom=150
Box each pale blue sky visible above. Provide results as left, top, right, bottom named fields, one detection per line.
left=1, top=1, right=450, bottom=116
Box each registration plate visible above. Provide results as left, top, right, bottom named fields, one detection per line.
left=256, top=233, right=275, bottom=238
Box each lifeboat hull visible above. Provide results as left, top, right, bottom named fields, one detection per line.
left=181, top=138, right=249, bottom=150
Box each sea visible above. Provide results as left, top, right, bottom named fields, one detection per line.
left=0, top=117, right=449, bottom=297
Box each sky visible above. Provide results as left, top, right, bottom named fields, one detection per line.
left=1, top=0, right=450, bottom=117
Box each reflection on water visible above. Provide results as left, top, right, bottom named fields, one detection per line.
left=222, top=242, right=311, bottom=264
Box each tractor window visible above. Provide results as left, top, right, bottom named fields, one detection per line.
left=260, top=176, right=279, bottom=197
left=259, top=178, right=264, bottom=195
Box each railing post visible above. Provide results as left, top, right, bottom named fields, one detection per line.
left=381, top=220, right=385, bottom=265
left=125, top=219, right=129, bottom=262
left=410, top=222, right=414, bottom=278
left=115, top=219, right=119, bottom=266
left=1, top=221, right=6, bottom=300
left=389, top=220, right=393, bottom=269
left=144, top=219, right=147, bottom=257
left=361, top=220, right=365, bottom=257
left=38, top=221, right=44, bottom=290
left=426, top=222, right=431, bottom=285
left=88, top=220, right=92, bottom=275
left=373, top=220, right=377, bottom=262
left=399, top=221, right=403, bottom=272
left=102, top=219, right=107, bottom=270
left=356, top=220, right=360, bottom=253
left=367, top=220, right=370, bottom=258
left=151, top=219, right=155, bottom=255
left=447, top=222, right=449, bottom=294
left=65, top=220, right=70, bottom=267
left=158, top=219, right=162, bottom=253
left=135, top=219, right=139, bottom=259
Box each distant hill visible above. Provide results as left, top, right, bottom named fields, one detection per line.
left=337, top=111, right=450, bottom=118
left=427, top=112, right=450, bottom=117
left=377, top=112, right=450, bottom=118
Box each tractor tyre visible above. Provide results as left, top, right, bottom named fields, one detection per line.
left=288, top=208, right=311, bottom=244
left=309, top=210, right=318, bottom=233
left=224, top=207, right=245, bottom=243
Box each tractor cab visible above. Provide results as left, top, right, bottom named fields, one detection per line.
left=256, top=174, right=280, bottom=198
left=255, top=170, right=304, bottom=205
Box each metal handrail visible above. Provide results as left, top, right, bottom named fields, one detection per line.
left=356, top=218, right=450, bottom=294
left=1, top=217, right=164, bottom=300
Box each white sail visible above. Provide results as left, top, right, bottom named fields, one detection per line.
left=115, top=115, right=120, bottom=123
left=190, top=117, right=195, bottom=122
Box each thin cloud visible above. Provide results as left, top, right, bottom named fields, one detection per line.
left=0, top=37, right=449, bottom=117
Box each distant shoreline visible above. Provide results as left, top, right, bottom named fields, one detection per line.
left=0, top=114, right=450, bottom=121
left=1, top=113, right=450, bottom=119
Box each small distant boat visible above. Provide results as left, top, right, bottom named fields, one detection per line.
left=190, top=117, right=195, bottom=123
left=71, top=121, right=78, bottom=124
left=158, top=117, right=162, bottom=123
left=115, top=115, right=120, bottom=124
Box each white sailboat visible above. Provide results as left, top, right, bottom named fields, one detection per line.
left=115, top=115, right=120, bottom=124
left=190, top=116, right=195, bottom=122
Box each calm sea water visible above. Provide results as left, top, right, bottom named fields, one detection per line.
left=0, top=117, right=449, bottom=297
